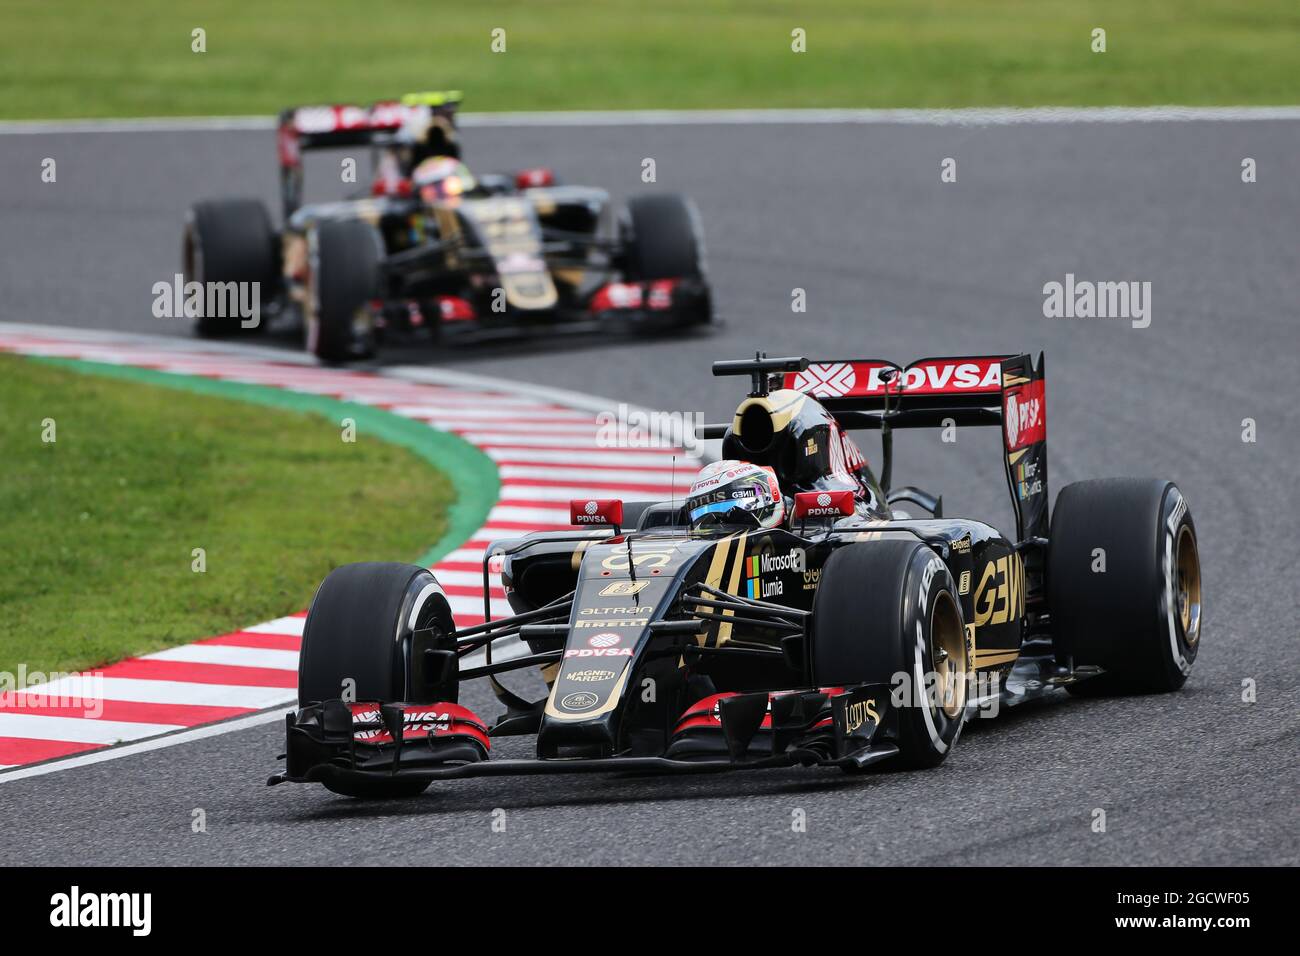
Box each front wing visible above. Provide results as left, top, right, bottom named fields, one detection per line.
left=268, top=684, right=898, bottom=789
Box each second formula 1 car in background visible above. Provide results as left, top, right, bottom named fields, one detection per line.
left=182, top=92, right=712, bottom=362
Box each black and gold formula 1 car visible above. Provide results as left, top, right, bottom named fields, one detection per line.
left=269, top=352, right=1203, bottom=798
left=182, top=91, right=711, bottom=363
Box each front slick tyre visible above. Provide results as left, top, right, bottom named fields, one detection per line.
left=298, top=562, right=455, bottom=800
left=812, top=540, right=970, bottom=769
left=1048, top=478, right=1202, bottom=695
left=183, top=198, right=276, bottom=338
left=297, top=562, right=457, bottom=707
left=307, top=219, right=381, bottom=364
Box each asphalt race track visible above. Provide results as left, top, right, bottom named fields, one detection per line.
left=1, top=118, right=1297, bottom=865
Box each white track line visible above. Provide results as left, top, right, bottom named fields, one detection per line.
left=1, top=106, right=1299, bottom=136
left=243, top=616, right=306, bottom=637
left=431, top=569, right=503, bottom=589
left=485, top=447, right=701, bottom=467
left=0, top=710, right=289, bottom=784
left=0, top=714, right=183, bottom=745
left=501, top=483, right=689, bottom=500
left=441, top=547, right=489, bottom=565
left=490, top=504, right=575, bottom=524
left=500, top=464, right=690, bottom=484
left=143, top=644, right=301, bottom=671
left=9, top=674, right=293, bottom=709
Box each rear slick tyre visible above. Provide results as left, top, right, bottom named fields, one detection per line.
left=1048, top=478, right=1202, bottom=695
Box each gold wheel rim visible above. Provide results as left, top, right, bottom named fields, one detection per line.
left=930, top=591, right=967, bottom=720
left=1176, top=525, right=1202, bottom=646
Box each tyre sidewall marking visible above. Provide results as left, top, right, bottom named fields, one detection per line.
left=912, top=552, right=963, bottom=754
left=402, top=573, right=455, bottom=702
left=1160, top=486, right=1194, bottom=676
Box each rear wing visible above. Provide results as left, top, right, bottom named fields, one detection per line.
left=276, top=91, right=462, bottom=218
left=783, top=356, right=1007, bottom=428
left=712, top=353, right=1048, bottom=543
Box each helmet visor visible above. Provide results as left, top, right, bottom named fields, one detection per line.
left=687, top=476, right=771, bottom=528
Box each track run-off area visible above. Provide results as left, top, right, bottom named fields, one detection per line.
left=0, top=324, right=697, bottom=774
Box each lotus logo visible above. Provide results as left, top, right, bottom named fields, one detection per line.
left=560, top=691, right=600, bottom=711
left=817, top=493, right=831, bottom=507
left=584, top=500, right=598, bottom=515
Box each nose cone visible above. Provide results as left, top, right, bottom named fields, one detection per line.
left=535, top=536, right=703, bottom=758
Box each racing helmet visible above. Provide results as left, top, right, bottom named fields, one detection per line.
left=412, top=156, right=476, bottom=203
left=686, top=460, right=786, bottom=530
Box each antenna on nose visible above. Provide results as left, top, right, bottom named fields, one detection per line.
left=671, top=454, right=677, bottom=522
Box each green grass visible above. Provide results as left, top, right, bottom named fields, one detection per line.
left=0, top=1, right=1296, bottom=119
left=0, top=354, right=459, bottom=679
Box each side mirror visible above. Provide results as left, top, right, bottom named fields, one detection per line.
left=570, top=498, right=624, bottom=531
left=885, top=486, right=943, bottom=518
left=792, top=490, right=855, bottom=520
